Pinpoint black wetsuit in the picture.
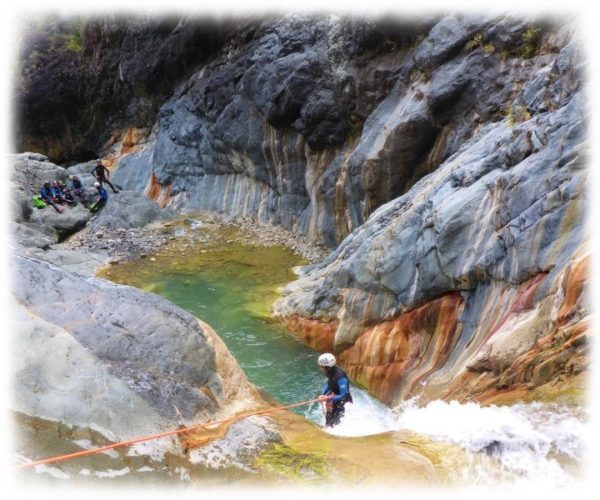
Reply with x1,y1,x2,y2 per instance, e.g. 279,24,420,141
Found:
322,366,353,427
91,163,118,193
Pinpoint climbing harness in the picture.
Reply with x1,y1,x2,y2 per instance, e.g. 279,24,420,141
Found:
15,396,323,470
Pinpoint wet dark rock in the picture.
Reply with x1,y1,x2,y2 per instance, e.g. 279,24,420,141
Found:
15,17,233,162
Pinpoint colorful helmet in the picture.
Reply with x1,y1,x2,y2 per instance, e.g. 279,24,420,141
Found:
318,353,336,367
94,182,100,188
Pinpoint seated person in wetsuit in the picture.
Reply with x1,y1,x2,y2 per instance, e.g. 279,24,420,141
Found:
39,181,64,213
317,353,353,427
89,181,109,212
71,175,84,197
55,180,77,206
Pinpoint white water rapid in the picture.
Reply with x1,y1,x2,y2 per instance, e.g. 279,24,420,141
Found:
303,390,588,486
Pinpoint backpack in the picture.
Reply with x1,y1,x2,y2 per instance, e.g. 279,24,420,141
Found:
32,195,46,209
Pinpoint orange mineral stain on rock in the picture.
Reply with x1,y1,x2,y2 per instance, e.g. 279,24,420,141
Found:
338,292,464,404
444,254,590,404
278,315,338,353
278,252,590,405
145,173,173,208
557,254,588,325
101,127,150,169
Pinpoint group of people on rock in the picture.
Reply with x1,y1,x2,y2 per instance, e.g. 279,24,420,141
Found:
33,159,118,214
36,179,79,213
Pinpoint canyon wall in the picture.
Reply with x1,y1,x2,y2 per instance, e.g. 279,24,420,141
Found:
18,14,579,249
15,14,589,405
273,59,588,404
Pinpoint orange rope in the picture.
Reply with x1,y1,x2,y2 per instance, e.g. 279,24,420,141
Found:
16,396,323,470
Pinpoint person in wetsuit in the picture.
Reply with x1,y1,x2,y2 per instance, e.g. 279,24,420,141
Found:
91,159,119,194
90,181,109,212
39,181,64,213
317,353,353,427
54,180,77,206
71,176,84,197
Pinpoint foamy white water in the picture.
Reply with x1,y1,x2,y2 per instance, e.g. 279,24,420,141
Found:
396,399,587,485
303,387,398,436
303,391,587,485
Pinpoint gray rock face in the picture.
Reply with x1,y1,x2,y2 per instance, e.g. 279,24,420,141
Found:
10,152,68,192
275,85,586,343
86,190,166,232
30,203,91,240
111,15,581,249
11,255,264,436
9,153,167,250
23,247,110,277
10,222,57,250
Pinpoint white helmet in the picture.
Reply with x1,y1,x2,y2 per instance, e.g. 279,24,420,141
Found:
318,353,336,367
94,182,100,188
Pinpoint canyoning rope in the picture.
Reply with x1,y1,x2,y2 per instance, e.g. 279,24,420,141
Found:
16,396,324,470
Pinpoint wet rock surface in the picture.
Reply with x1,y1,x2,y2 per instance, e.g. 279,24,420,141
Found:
11,254,272,469
273,22,588,403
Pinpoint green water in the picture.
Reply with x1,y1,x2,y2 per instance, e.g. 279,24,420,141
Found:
100,224,325,409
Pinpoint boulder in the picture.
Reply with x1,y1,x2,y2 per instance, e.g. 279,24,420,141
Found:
10,153,68,196
30,203,91,241
10,222,57,250
11,254,266,444
86,190,165,231
11,187,33,223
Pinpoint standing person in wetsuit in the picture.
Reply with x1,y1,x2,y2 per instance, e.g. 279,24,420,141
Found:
91,159,119,194
317,353,353,427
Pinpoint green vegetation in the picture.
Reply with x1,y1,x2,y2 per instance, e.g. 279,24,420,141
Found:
521,25,541,59
505,104,532,126
48,22,85,53
254,443,328,481
465,32,484,51
465,33,496,55
483,43,495,54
